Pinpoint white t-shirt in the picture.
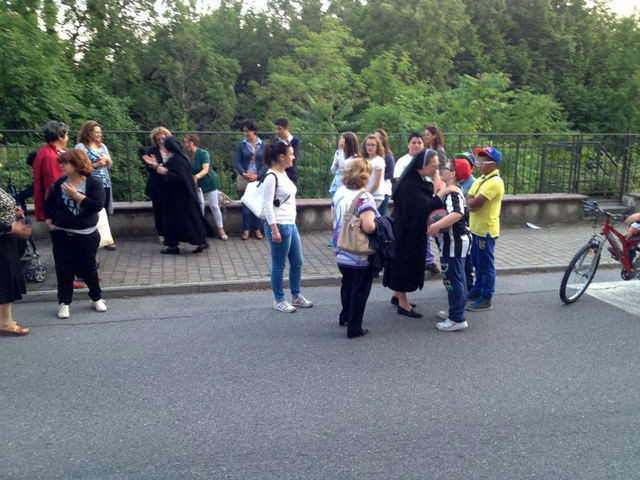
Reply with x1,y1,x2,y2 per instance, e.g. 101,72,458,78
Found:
393,153,413,179
262,170,297,225
365,155,386,201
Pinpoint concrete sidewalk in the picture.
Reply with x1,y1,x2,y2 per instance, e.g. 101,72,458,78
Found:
22,222,617,301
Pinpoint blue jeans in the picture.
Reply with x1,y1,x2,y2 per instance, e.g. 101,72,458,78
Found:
469,233,497,299
239,191,259,231
265,223,303,302
440,256,467,322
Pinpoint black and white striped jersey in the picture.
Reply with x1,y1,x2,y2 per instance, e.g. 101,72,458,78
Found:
435,191,471,258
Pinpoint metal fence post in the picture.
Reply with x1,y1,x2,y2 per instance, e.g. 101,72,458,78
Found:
125,132,132,203
619,133,632,202
513,135,520,195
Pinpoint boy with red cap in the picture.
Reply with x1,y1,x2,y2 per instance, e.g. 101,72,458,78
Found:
427,158,473,331
465,146,504,312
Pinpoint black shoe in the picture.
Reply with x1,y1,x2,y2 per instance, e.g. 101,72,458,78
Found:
339,318,348,326
348,329,369,339
192,243,210,254
397,306,423,318
161,247,180,254
425,263,440,274
467,291,481,301
466,297,492,312
390,296,416,307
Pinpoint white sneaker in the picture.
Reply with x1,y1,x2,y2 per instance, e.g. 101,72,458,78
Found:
274,300,296,313
91,299,107,312
436,319,468,331
436,310,448,320
57,303,70,319
292,295,314,308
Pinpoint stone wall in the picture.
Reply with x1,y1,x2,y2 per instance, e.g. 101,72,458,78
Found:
26,193,589,239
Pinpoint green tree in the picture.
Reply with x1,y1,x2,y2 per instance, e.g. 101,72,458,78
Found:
0,9,82,128
253,17,365,132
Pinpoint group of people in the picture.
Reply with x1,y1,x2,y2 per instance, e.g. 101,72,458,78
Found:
0,119,504,341
327,129,505,337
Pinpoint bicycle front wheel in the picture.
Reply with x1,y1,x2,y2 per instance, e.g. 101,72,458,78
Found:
559,243,601,304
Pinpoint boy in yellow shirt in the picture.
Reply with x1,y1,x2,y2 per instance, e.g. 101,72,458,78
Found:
466,147,504,311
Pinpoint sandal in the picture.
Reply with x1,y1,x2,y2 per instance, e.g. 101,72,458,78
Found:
0,323,30,336
220,234,229,241
241,231,250,240
254,230,263,240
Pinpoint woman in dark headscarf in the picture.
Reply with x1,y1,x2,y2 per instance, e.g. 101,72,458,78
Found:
383,149,443,318
142,136,208,254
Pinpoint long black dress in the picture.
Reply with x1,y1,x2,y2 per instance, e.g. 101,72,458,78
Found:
144,145,167,237
383,150,443,293
0,187,26,304
161,137,206,248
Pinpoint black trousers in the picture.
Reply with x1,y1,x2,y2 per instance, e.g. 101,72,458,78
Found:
51,230,101,305
150,193,167,237
338,264,374,337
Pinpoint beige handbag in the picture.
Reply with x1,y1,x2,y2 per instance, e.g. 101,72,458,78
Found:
337,191,375,255
236,174,249,192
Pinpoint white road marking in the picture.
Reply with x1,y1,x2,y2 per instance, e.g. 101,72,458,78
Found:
586,281,640,316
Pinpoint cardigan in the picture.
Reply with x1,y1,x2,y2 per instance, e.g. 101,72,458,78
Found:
44,175,105,232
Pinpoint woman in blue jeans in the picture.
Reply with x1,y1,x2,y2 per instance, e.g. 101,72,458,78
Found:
262,138,314,313
235,119,265,240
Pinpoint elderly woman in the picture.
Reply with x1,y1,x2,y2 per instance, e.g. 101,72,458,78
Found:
142,137,208,254
235,119,265,240
0,162,32,336
183,134,228,241
144,126,171,243
75,120,116,250
383,149,443,318
33,120,69,222
332,158,378,338
45,150,107,319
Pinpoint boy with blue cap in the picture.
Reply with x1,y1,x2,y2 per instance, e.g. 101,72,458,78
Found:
465,147,504,311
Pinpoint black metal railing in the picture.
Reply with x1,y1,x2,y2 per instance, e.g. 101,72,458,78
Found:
1,130,638,202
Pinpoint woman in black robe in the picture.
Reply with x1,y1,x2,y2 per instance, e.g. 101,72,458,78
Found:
142,136,208,254
383,149,443,318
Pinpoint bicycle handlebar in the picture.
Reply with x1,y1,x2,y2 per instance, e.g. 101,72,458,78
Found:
581,200,627,222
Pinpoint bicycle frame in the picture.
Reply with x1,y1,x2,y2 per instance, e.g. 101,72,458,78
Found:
590,210,640,275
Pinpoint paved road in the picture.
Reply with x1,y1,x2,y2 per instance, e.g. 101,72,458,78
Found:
2,270,639,479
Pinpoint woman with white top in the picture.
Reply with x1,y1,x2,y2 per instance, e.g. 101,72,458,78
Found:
263,139,314,313
362,134,386,208
329,132,360,196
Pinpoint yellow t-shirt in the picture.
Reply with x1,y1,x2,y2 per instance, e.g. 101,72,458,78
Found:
468,170,504,238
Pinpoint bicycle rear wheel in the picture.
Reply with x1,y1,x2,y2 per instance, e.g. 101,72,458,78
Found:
559,243,601,304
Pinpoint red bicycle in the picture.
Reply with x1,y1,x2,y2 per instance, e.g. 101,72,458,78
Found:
560,201,640,304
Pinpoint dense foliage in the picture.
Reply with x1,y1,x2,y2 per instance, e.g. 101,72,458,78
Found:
0,0,638,134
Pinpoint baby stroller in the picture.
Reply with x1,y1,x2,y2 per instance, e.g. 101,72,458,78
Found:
6,177,48,283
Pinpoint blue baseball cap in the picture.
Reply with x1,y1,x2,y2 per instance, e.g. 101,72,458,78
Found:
473,146,502,164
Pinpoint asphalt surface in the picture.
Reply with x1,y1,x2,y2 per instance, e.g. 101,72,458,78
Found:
2,270,639,479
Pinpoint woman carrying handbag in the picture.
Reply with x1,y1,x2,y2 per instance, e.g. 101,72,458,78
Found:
332,158,379,339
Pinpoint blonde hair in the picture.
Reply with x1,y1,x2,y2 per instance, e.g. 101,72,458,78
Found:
342,157,372,189
150,126,171,142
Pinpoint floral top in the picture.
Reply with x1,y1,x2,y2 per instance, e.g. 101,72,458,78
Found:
76,143,112,188
0,187,16,235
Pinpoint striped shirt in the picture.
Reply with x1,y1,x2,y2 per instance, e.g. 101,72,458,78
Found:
435,191,471,258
